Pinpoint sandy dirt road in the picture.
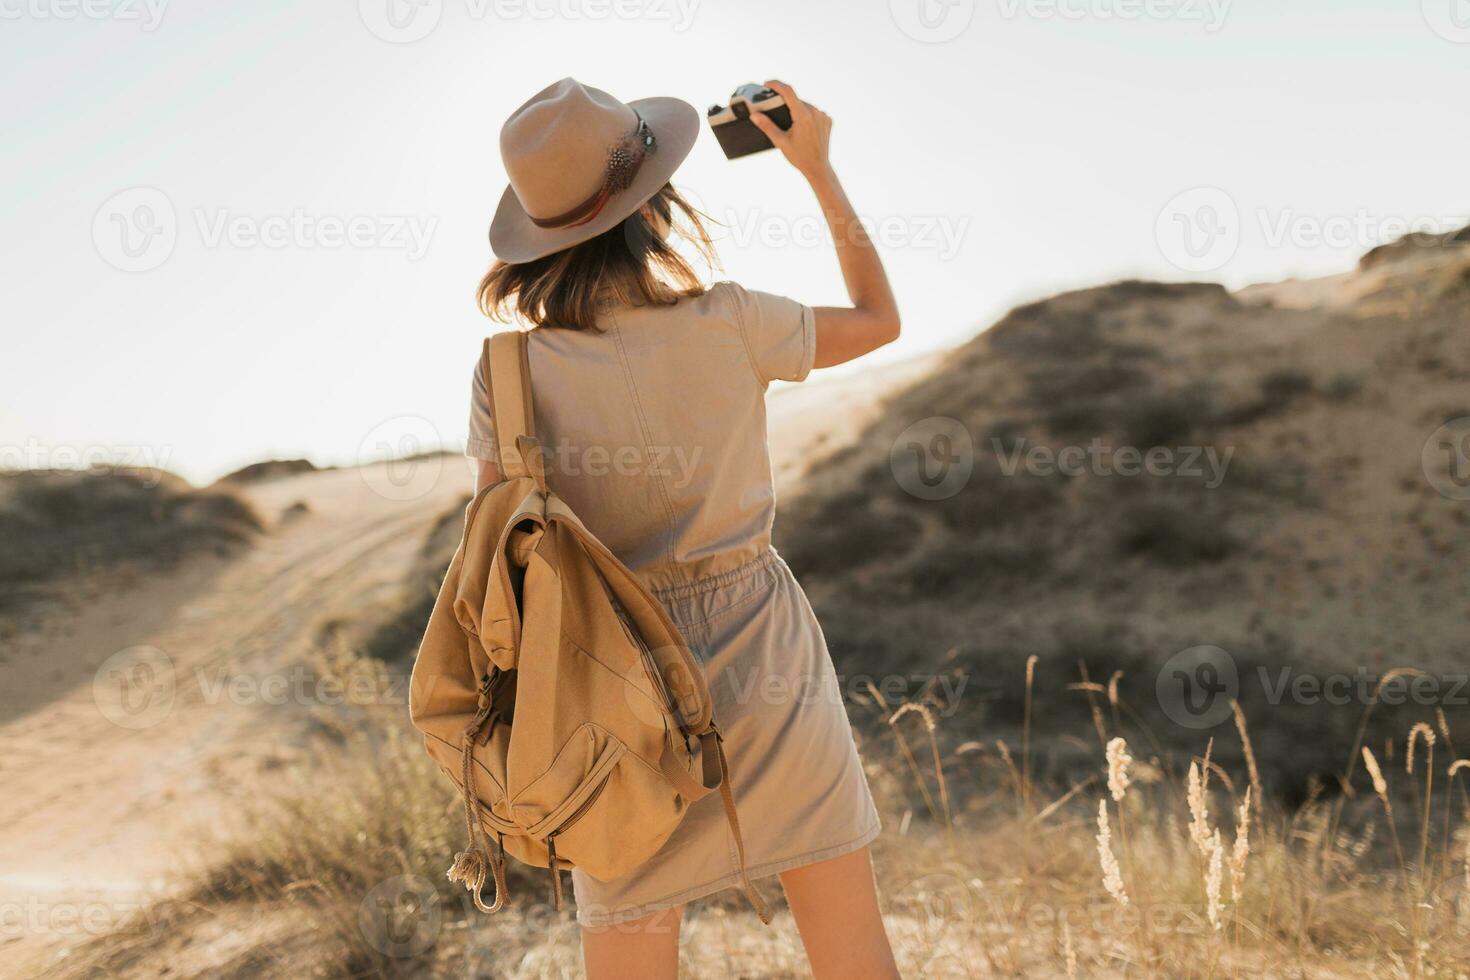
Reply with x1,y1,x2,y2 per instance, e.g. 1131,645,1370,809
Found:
0,459,472,971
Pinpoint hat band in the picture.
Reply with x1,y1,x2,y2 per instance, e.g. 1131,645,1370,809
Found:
528,112,656,230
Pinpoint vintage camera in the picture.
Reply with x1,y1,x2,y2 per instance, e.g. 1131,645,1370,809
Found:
706,84,793,159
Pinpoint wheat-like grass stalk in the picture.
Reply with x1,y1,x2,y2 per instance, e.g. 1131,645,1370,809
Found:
1206,828,1225,932
1364,745,1388,798
1075,662,1110,748
1407,723,1435,776
1408,725,1436,877
886,702,946,829
1097,799,1128,907
1031,775,1099,827
997,738,1024,803
1188,761,1213,858
1022,654,1038,818
1106,737,1133,804
1448,759,1470,884
1231,787,1251,903
1364,746,1411,896
1232,701,1263,826
1403,722,1436,975
1231,786,1251,953
1201,760,1237,796
1343,669,1426,785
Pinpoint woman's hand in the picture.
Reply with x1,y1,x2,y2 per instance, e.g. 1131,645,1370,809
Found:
749,79,832,180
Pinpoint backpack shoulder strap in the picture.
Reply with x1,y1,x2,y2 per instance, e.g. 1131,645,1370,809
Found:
482,331,542,484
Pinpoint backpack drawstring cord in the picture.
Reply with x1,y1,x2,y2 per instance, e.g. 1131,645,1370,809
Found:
448,680,507,913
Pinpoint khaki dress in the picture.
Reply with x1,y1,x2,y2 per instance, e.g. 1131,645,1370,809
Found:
466,281,880,927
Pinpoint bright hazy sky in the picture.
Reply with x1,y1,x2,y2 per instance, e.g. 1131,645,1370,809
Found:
3,0,1467,484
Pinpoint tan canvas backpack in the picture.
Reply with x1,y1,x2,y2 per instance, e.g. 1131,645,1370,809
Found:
409,331,771,922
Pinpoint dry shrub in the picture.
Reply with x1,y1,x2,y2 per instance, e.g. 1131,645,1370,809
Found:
55,651,1470,979
0,468,261,606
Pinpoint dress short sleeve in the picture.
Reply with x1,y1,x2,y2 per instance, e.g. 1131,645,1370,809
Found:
467,359,498,462
722,281,817,386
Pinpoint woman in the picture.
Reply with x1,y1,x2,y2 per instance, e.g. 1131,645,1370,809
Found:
467,77,902,979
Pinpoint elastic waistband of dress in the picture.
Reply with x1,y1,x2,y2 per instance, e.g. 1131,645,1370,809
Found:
650,548,783,603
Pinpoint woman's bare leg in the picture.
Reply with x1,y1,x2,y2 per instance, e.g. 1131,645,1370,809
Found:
581,905,682,980
780,847,899,979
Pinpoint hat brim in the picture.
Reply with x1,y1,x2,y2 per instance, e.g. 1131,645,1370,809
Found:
489,96,700,264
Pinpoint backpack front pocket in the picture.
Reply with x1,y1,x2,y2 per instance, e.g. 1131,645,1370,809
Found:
545,748,687,881
511,724,625,832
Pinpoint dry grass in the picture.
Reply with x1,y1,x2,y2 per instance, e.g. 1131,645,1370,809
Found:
50,649,1470,979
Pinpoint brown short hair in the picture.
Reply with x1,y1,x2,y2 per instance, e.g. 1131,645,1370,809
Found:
477,184,716,332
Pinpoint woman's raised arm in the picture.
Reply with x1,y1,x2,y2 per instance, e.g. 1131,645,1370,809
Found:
750,79,902,370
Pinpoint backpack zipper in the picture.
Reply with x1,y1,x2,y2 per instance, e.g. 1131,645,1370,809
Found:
553,773,610,835
541,774,610,912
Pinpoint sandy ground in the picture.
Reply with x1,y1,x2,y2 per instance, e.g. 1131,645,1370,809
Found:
0,358,925,975
0,460,470,973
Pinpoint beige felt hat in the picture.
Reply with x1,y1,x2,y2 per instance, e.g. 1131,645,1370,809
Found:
489,78,700,264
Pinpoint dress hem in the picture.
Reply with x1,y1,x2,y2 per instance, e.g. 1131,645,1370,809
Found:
574,819,883,928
